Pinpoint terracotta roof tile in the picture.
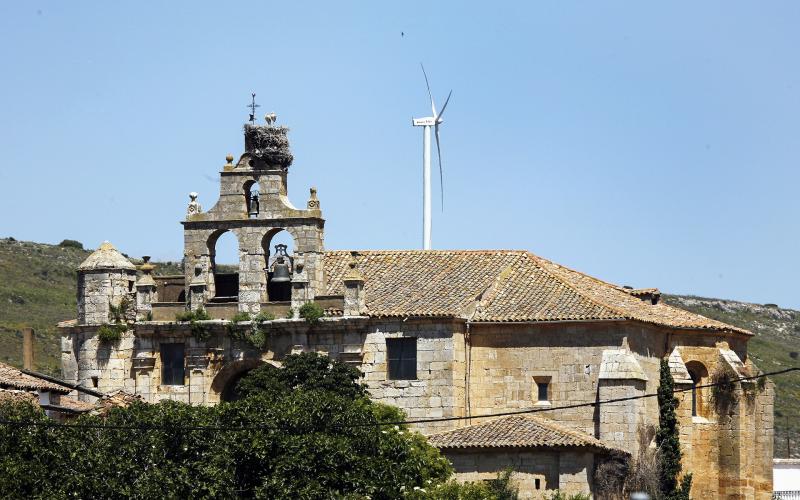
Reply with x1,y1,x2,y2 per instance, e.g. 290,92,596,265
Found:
56,396,96,412
323,250,749,334
0,389,38,405
0,362,70,394
427,414,623,454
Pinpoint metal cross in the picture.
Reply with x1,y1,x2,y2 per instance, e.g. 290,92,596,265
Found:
247,93,260,124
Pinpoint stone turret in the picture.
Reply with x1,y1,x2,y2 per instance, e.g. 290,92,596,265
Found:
182,118,325,315
77,241,137,325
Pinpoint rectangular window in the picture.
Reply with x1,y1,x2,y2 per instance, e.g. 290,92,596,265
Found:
534,376,551,402
161,343,185,386
387,338,417,380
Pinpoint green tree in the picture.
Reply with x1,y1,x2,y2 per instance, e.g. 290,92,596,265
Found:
235,351,368,400
656,358,692,500
0,353,452,499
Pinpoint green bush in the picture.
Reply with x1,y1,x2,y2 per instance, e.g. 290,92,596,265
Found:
254,311,276,322
58,239,83,250
175,307,211,322
299,301,324,323
231,311,251,323
175,308,212,342
97,323,126,343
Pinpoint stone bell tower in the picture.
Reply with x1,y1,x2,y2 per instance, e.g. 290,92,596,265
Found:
181,116,325,315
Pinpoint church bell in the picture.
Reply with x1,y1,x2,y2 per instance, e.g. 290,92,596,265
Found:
270,244,292,283
271,257,292,282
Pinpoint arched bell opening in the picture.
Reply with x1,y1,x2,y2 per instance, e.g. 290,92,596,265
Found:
208,230,240,302
685,360,710,418
262,229,295,302
243,180,261,219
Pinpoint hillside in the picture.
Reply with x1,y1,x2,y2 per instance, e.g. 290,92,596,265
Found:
0,237,796,456
0,237,182,375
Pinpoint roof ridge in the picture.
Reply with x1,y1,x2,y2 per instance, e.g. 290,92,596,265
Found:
325,249,530,255
527,253,750,335
427,413,619,452
520,252,625,320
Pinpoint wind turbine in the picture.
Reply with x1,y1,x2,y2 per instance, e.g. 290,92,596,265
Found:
412,64,452,250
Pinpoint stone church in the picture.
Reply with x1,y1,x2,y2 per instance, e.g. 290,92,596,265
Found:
60,117,773,498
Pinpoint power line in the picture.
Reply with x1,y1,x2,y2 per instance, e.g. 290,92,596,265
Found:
0,367,795,432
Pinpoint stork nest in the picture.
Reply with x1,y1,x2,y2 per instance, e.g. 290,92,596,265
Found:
244,124,294,167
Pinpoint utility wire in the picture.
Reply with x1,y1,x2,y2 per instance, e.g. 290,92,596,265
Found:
0,367,795,432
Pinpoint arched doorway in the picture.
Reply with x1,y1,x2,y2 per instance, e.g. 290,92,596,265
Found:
211,359,266,402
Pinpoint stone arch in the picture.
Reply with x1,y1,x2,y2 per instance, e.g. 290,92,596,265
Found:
243,179,261,218
262,228,300,302
210,358,267,402
207,229,242,301
685,360,709,418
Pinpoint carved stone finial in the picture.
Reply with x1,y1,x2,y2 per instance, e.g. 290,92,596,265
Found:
139,255,156,274
187,192,202,216
307,187,320,209
224,154,235,172
343,251,363,282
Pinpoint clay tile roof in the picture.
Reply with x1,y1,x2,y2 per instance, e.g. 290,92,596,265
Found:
427,414,624,454
0,362,71,394
56,396,97,413
92,390,144,416
78,241,136,271
323,250,749,335
0,388,39,405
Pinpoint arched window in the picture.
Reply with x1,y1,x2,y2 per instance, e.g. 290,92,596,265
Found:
244,181,261,219
208,230,239,302
262,229,295,302
685,361,709,418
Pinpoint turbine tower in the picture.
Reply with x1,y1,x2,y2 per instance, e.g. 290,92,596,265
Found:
412,64,452,250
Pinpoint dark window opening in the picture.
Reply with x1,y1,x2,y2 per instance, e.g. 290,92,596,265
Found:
535,478,541,490
161,343,185,386
128,280,134,292
211,273,239,302
387,338,417,380
535,377,551,402
91,376,98,388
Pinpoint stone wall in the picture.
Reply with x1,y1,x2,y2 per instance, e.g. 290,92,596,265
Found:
444,448,593,499
60,317,772,498
77,270,136,325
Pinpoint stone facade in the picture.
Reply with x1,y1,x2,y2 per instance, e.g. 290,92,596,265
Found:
445,449,593,498
59,117,773,499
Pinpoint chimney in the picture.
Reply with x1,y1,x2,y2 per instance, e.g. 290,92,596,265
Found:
22,327,34,370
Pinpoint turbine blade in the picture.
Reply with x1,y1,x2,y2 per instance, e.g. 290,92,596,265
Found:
436,90,453,121
435,123,444,211
421,63,436,116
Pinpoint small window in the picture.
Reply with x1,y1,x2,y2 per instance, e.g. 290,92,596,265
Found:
161,343,185,386
387,338,417,380
535,478,541,490
534,376,551,402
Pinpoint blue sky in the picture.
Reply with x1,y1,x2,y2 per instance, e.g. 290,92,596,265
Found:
1,2,798,308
